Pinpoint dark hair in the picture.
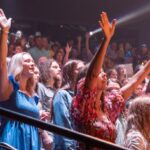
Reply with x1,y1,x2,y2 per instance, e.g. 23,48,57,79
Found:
145,80,150,94
62,59,84,90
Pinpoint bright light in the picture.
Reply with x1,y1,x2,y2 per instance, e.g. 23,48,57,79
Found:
90,3,150,36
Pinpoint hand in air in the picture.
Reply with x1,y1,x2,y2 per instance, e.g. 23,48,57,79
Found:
0,9,11,30
99,12,116,40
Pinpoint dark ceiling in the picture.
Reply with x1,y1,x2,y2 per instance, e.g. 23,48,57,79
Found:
1,0,150,25
0,0,150,44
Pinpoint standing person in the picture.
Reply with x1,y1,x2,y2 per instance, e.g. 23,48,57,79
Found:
0,9,40,150
71,12,117,149
71,12,150,150
53,60,85,150
124,96,150,150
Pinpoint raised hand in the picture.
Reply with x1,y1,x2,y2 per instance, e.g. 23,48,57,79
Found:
77,35,82,42
85,32,90,39
0,9,11,31
65,43,72,54
99,12,116,40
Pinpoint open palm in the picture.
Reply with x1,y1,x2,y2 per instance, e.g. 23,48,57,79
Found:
0,9,11,30
99,12,116,40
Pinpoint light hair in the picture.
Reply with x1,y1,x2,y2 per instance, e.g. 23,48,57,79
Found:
126,96,150,141
8,52,35,95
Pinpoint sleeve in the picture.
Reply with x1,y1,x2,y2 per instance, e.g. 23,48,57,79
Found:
8,75,19,91
124,131,146,150
53,90,75,149
104,91,125,123
71,79,97,125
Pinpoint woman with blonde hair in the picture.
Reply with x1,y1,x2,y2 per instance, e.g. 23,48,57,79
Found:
0,9,40,150
124,96,150,150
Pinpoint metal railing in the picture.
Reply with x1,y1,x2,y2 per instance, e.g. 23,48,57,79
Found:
0,107,127,150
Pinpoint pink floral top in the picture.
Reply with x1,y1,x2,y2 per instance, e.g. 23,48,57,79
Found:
71,78,125,142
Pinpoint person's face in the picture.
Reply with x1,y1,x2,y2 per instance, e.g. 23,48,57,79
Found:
110,70,118,79
118,67,126,76
134,84,143,96
22,54,35,78
106,81,120,95
15,46,23,54
35,37,43,49
33,67,40,83
141,47,148,54
49,61,61,80
21,38,27,46
42,37,49,48
56,52,64,62
8,44,15,56
97,70,107,90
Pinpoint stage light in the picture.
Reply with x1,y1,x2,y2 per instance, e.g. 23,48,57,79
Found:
90,3,150,36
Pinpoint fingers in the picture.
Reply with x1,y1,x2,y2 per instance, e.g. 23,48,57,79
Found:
99,21,104,29
0,9,5,16
111,19,117,33
100,12,109,25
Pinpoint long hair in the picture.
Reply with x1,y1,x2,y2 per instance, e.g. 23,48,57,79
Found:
126,96,150,141
8,52,35,95
145,80,150,94
62,59,84,90
38,58,61,89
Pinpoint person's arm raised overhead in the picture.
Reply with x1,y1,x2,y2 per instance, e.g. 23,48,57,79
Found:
85,12,116,90
121,60,150,100
63,43,72,65
0,9,13,100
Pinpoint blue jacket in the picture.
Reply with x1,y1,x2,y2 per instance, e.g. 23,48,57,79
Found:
53,89,76,150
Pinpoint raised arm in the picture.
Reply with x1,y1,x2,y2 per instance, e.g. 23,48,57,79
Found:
63,43,72,65
121,60,150,100
85,32,93,55
0,9,12,100
76,35,82,57
85,12,116,89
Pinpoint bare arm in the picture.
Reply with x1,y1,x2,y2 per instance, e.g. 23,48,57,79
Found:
76,36,82,57
85,12,116,89
63,43,72,65
85,32,93,55
121,60,150,100
0,9,13,100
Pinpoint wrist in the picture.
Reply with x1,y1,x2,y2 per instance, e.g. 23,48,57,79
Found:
2,29,9,34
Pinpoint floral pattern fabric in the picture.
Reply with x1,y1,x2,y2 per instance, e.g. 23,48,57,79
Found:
71,78,125,143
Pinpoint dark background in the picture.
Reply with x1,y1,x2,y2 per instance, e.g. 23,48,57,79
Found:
0,0,150,46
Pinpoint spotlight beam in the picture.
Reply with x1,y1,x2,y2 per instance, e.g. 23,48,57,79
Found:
89,3,150,36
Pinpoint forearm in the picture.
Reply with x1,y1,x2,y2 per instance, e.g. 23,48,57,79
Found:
85,37,90,52
63,52,70,65
0,29,9,65
77,40,81,56
40,130,53,150
0,29,9,96
87,37,110,78
121,60,150,100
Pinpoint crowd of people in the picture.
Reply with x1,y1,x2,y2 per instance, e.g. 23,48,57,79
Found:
0,9,150,150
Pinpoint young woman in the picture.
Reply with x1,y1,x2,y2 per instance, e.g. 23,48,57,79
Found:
0,9,40,150
124,96,150,150
71,12,150,149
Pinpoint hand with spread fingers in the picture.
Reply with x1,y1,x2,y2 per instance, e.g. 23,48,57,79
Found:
99,12,116,40
0,9,11,31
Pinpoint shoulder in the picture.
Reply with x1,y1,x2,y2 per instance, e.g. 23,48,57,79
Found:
55,89,71,98
124,130,146,150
